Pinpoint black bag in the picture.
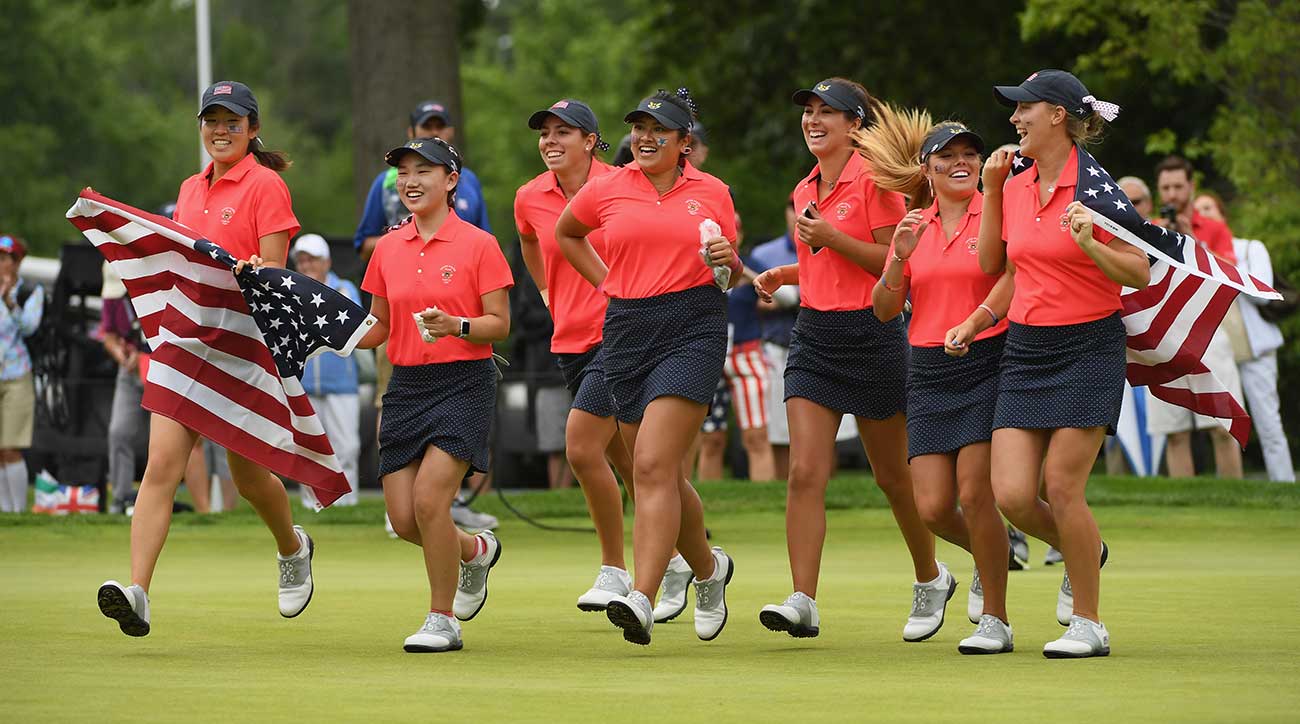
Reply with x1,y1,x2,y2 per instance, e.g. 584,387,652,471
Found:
1259,271,1299,323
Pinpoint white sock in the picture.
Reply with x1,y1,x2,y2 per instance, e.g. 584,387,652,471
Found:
0,463,11,513
4,461,27,512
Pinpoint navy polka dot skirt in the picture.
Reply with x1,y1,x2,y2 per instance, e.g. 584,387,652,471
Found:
379,360,496,477
906,334,1004,460
556,344,616,419
993,312,1126,434
784,308,908,419
602,285,727,424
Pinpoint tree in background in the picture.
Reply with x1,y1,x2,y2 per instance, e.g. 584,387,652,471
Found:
1022,0,1300,465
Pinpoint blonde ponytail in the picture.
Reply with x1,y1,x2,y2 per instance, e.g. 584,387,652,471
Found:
852,103,933,210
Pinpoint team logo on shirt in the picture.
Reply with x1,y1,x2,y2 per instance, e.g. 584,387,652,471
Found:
835,202,851,220
440,265,456,284
220,206,236,225
966,237,979,254
685,199,701,215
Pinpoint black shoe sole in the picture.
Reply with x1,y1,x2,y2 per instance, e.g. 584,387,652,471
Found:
759,609,819,638
280,533,315,619
403,642,464,653
457,536,503,622
1043,647,1109,659
98,584,149,637
696,555,734,642
606,601,651,645
903,576,957,643
577,602,609,613
959,643,1014,655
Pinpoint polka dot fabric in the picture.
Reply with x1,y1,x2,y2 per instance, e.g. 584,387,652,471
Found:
784,308,908,419
556,345,616,419
701,378,731,433
379,360,496,477
602,285,727,424
993,312,1126,434
907,335,1004,460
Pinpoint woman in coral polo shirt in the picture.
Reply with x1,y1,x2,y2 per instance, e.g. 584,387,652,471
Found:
514,98,637,613
364,137,514,653
861,109,1016,655
97,81,327,638
556,88,738,647
753,78,941,643
980,69,1149,658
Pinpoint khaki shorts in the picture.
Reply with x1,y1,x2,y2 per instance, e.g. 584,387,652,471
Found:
0,373,35,449
1145,328,1245,435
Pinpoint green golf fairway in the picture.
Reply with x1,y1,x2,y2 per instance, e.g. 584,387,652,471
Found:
2,478,1298,723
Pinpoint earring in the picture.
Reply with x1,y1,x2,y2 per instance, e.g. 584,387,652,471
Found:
682,146,693,156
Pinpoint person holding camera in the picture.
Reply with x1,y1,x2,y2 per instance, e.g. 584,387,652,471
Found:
1144,156,1244,479
1194,192,1295,483
0,234,43,513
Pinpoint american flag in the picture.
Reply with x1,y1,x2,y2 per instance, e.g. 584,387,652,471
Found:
66,190,376,507
1011,148,1280,447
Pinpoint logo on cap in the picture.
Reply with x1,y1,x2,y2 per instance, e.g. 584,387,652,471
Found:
220,207,236,225
410,142,423,148
552,101,570,109
1026,72,1039,82
440,265,456,284
685,199,701,215
214,84,232,95
836,202,852,220
647,101,662,109
816,83,831,91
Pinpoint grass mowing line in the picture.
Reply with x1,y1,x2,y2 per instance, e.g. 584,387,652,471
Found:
2,474,1297,530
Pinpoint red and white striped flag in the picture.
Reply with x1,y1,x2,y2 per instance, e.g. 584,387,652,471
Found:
66,190,371,507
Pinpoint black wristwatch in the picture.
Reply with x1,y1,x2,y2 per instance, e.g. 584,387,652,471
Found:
458,317,471,339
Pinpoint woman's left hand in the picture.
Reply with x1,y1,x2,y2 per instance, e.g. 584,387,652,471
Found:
419,308,459,339
943,321,978,357
233,255,265,275
704,236,734,268
795,205,838,251
1065,202,1096,252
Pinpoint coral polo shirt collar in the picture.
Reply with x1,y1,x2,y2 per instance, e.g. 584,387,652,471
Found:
202,152,259,187
799,149,867,189
920,191,984,251
393,210,472,245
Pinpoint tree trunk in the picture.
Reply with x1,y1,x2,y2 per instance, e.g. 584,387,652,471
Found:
347,0,462,218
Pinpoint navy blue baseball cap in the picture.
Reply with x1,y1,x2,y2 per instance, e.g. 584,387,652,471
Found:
198,81,258,117
624,95,692,131
920,123,985,162
994,69,1118,120
792,79,867,121
384,137,462,173
529,99,600,134
410,100,453,128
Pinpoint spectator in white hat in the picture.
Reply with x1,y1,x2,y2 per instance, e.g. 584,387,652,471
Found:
292,234,363,506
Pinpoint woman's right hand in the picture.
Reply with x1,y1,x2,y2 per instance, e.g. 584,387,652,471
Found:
753,268,783,303
982,148,1014,190
890,209,928,261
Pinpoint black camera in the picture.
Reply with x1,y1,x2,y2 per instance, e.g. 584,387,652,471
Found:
1159,203,1178,226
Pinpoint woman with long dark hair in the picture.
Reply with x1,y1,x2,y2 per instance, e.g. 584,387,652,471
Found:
555,88,738,646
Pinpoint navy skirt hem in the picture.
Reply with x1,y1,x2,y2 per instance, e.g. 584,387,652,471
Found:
556,344,616,419
602,285,727,424
992,313,1125,434
784,308,907,419
906,335,1004,460
378,360,496,477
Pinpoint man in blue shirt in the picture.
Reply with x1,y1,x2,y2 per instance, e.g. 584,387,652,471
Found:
353,100,491,263
747,200,800,479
